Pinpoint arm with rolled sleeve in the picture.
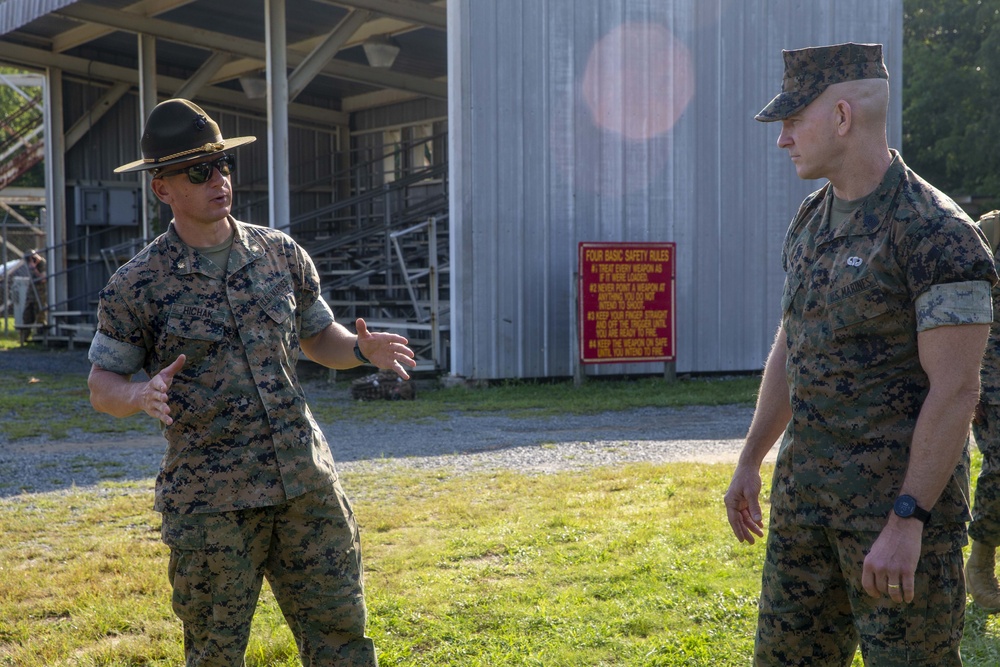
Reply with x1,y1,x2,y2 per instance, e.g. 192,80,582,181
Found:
289,242,417,378
87,278,186,425
863,280,993,603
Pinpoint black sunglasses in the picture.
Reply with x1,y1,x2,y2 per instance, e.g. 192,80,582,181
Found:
156,154,235,184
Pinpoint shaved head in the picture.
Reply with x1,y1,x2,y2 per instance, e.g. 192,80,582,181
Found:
821,78,889,133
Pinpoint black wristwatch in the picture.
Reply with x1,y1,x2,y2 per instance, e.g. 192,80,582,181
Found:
893,494,931,524
353,340,370,364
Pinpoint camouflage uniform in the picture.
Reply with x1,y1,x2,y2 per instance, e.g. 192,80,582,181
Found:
972,252,1000,549
757,152,997,665
89,218,376,666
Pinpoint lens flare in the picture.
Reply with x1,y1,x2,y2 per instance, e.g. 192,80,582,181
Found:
582,22,695,140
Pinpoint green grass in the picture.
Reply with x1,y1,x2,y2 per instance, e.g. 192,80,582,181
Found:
310,374,761,423
0,370,157,440
0,317,21,350
0,345,757,441
2,460,998,666
1,348,995,664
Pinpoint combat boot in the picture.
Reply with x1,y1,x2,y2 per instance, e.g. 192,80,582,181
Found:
967,540,1000,612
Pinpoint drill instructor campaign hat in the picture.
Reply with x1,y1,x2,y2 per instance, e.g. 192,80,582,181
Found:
114,98,256,174
755,42,888,122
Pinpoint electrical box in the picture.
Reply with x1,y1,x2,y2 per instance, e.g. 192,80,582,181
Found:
73,185,140,227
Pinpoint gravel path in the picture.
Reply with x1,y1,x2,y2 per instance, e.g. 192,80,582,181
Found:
0,346,762,498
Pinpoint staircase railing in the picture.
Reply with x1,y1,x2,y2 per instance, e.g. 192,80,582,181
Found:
0,94,45,190
274,133,450,371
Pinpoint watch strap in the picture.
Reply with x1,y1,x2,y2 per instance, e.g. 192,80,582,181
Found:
354,340,370,364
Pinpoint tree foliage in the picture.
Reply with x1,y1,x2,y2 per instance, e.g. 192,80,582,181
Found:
903,0,1000,209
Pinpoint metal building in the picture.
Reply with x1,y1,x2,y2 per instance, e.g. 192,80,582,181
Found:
450,0,903,379
0,0,903,379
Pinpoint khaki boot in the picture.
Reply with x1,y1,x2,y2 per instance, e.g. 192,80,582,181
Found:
967,540,1000,612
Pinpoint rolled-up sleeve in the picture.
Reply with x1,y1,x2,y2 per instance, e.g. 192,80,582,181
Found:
88,279,149,374
88,331,146,375
915,280,993,332
300,295,335,339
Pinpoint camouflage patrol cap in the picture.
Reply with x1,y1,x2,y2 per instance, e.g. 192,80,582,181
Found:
755,42,888,122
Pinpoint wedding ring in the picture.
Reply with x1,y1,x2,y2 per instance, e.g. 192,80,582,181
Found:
887,583,900,589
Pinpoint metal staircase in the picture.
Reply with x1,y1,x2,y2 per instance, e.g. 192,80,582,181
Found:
287,144,450,372
0,94,45,191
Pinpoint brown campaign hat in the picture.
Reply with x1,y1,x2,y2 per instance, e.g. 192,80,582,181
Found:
115,98,256,173
755,42,888,122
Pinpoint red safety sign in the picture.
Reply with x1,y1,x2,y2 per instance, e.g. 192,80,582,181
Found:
578,242,676,363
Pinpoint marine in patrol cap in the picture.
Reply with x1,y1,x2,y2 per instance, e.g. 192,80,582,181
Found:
755,42,888,122
115,98,256,173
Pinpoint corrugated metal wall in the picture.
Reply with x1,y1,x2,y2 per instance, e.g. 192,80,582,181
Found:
449,0,903,379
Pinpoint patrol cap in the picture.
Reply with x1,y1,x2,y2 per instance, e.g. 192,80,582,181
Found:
115,98,256,173
755,42,888,122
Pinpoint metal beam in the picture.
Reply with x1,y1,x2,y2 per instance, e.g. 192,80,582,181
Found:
0,187,46,206
52,0,196,53
316,0,446,29
0,42,349,127
208,16,412,84
0,202,36,228
289,9,371,101
64,81,131,151
342,85,424,112
54,2,447,99
55,3,265,60
317,58,447,98
174,51,232,101
0,73,46,89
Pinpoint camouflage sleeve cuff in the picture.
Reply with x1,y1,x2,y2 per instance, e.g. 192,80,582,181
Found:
87,331,146,375
300,296,335,339
915,280,993,332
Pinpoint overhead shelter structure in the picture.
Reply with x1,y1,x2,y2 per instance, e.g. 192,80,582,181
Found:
0,0,903,380
0,0,450,365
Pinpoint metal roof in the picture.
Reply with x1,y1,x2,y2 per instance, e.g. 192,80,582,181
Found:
0,0,447,119
0,0,79,35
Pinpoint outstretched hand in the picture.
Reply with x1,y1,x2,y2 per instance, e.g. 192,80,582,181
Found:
141,354,185,425
356,318,417,379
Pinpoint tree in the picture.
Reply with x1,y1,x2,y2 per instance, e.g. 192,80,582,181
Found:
903,0,1000,211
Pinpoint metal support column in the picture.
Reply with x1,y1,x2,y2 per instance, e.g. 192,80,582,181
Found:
429,216,441,368
266,0,290,231
42,69,64,324
138,35,158,239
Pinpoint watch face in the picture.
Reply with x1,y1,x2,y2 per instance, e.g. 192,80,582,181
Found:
895,495,916,517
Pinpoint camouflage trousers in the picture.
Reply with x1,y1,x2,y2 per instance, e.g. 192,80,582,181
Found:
971,403,1000,547
755,516,966,666
161,481,377,667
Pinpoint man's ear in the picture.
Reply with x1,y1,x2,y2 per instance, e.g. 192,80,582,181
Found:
834,99,852,136
150,176,171,204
